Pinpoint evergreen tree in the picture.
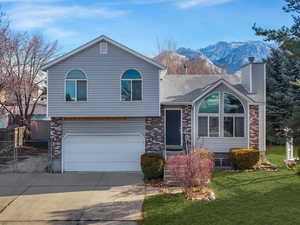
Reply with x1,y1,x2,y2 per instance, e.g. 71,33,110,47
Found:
266,49,300,144
253,0,300,58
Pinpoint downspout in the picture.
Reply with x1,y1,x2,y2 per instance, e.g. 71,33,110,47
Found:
193,103,196,150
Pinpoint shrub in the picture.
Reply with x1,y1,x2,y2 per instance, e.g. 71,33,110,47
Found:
230,148,260,170
166,148,214,199
141,153,164,180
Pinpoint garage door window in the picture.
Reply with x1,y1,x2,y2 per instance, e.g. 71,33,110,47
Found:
65,70,87,101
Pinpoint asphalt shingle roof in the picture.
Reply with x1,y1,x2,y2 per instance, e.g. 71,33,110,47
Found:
160,74,249,104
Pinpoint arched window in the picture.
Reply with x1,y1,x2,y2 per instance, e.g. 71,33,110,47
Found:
224,93,244,113
199,93,220,113
65,70,87,101
223,93,245,137
198,92,245,138
121,69,142,101
198,93,220,137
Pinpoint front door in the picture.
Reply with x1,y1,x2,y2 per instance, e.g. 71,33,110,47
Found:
166,109,181,146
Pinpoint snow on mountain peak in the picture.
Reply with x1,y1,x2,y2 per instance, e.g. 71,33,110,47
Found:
176,41,273,74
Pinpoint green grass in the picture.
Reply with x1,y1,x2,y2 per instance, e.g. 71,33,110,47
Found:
143,146,300,225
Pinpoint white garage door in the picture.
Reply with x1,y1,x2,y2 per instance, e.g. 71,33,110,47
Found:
63,134,144,172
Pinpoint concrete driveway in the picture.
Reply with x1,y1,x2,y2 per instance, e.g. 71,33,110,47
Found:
0,172,145,225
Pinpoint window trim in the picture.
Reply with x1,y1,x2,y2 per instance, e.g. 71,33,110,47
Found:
197,92,246,138
198,114,220,137
64,69,88,102
120,69,143,102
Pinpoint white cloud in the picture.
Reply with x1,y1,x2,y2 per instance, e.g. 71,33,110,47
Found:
45,27,76,39
176,0,233,9
8,4,127,29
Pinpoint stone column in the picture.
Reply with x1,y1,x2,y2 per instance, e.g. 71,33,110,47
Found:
145,107,165,155
182,105,192,151
249,105,259,149
50,117,63,172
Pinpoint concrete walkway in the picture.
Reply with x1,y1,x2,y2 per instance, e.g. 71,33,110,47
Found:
0,172,145,225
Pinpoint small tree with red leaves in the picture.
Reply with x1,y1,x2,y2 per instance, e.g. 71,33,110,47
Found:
166,148,214,199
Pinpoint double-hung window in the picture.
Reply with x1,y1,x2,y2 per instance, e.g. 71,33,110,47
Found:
65,70,87,101
121,69,142,101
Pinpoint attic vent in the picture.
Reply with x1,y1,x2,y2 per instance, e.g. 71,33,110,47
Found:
99,42,108,54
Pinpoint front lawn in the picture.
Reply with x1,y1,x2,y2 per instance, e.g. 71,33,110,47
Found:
143,146,300,225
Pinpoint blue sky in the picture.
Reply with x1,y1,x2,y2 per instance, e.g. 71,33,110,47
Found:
1,0,292,55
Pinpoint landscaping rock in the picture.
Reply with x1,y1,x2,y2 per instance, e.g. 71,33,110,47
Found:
207,191,216,201
258,161,279,171
190,191,216,201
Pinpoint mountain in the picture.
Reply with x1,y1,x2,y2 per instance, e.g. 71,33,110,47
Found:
177,41,273,74
154,51,225,75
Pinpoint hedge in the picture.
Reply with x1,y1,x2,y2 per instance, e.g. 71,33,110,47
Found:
230,149,260,170
141,153,164,180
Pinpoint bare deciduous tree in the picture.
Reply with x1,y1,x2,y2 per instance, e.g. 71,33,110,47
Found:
0,12,58,136
155,37,182,74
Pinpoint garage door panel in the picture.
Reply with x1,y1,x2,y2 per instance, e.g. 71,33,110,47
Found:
63,134,144,172
64,152,140,162
64,162,140,172
64,145,142,157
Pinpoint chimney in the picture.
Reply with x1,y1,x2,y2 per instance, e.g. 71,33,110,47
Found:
248,56,255,63
241,59,266,102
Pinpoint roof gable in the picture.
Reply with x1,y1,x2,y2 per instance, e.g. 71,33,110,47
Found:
192,79,254,103
42,35,165,71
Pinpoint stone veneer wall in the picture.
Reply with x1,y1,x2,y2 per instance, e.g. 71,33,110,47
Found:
145,108,165,154
145,105,193,155
50,117,63,172
182,105,192,150
249,105,259,149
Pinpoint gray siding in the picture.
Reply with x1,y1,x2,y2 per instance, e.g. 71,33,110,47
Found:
196,138,248,152
63,118,145,137
194,84,248,152
252,63,266,103
47,41,160,117
241,64,251,93
250,63,266,152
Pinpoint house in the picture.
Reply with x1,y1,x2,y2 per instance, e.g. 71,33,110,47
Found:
42,35,266,172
